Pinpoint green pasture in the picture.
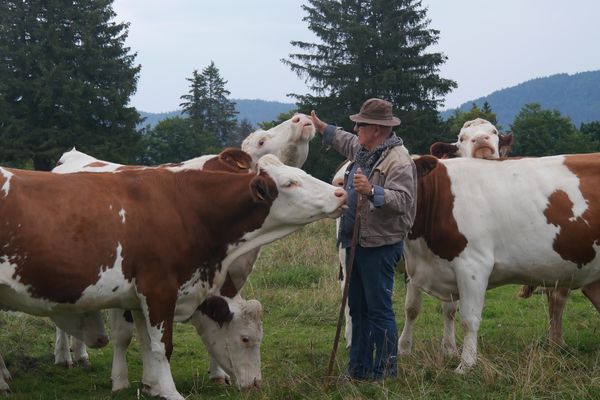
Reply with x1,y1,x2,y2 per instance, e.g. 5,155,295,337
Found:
2,220,600,399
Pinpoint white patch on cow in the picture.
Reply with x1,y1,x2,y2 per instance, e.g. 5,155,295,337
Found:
76,242,135,309
119,208,126,224
0,256,47,312
109,204,113,210
174,266,226,322
0,168,14,197
164,155,212,172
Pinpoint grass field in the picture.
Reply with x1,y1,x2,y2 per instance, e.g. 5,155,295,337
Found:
3,219,600,399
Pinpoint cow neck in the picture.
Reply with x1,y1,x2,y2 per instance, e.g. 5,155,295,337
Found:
174,169,276,247
408,161,468,261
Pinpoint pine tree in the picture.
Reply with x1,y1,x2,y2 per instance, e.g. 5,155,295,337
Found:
230,118,254,147
282,0,456,173
180,61,238,148
0,0,141,170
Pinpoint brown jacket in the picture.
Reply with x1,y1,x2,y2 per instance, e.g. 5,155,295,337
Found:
329,128,417,247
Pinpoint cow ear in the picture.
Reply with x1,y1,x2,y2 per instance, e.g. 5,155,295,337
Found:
198,296,234,327
242,299,263,321
430,142,459,159
498,133,513,157
220,148,252,171
250,175,276,203
414,155,439,178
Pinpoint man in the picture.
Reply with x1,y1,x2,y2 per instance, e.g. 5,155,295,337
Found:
311,98,417,380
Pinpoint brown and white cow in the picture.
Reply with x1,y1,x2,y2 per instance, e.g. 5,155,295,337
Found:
421,119,592,350
108,295,264,391
0,155,346,398
399,118,512,356
51,113,315,383
404,153,600,373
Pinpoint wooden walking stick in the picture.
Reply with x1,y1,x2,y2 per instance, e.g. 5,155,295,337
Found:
324,193,364,387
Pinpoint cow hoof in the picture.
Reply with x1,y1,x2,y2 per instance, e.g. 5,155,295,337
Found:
454,362,474,374
210,377,231,385
111,380,130,392
54,360,73,369
441,344,459,357
75,358,91,368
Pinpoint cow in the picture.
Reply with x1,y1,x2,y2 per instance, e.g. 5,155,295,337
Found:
399,118,513,356
51,116,316,386
404,153,600,373
241,113,315,168
429,118,513,159
108,295,264,392
0,154,346,398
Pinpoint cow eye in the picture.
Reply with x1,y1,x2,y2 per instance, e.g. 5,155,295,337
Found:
282,180,298,188
459,136,464,142
258,138,266,147
241,336,250,343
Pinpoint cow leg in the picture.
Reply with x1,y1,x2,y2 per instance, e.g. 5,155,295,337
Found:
133,292,182,400
455,271,487,373
581,281,600,313
111,309,134,392
208,357,231,385
0,353,11,394
546,287,569,347
54,327,73,367
441,300,459,356
71,337,90,367
398,280,422,355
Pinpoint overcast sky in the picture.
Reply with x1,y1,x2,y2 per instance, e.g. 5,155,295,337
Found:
112,0,600,113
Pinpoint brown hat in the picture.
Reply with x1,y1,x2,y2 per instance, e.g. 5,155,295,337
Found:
349,98,401,127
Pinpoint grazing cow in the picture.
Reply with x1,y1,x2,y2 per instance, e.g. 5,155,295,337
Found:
109,295,264,391
429,118,513,159
0,155,346,398
404,153,600,373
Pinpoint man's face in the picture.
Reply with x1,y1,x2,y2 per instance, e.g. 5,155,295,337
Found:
354,123,379,150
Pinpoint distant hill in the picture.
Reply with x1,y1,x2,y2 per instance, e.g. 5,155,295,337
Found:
138,99,296,129
441,70,600,128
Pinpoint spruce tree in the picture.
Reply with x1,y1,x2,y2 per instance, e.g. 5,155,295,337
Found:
0,0,141,170
283,0,456,171
180,61,238,148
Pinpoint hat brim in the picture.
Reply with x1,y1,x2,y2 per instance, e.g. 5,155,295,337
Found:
350,114,401,127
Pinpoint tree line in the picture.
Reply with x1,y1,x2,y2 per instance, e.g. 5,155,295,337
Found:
1,0,599,180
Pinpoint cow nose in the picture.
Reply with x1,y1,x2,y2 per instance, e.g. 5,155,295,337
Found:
95,335,109,348
334,188,347,200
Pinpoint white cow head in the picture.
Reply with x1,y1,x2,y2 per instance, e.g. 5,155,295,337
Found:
241,113,315,168
191,295,263,389
430,118,513,159
222,154,346,270
257,154,346,224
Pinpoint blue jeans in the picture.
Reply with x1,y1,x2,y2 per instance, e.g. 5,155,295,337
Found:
346,242,403,380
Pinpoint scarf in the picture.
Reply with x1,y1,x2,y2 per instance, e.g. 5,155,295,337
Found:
355,133,404,172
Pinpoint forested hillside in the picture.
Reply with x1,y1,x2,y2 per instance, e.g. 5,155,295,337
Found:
443,70,600,128
139,99,296,128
